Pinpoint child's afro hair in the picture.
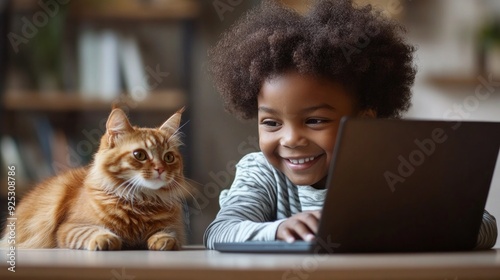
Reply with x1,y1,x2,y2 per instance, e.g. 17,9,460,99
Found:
209,0,417,119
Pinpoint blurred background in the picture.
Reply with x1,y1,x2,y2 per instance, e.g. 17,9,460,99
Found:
0,0,499,247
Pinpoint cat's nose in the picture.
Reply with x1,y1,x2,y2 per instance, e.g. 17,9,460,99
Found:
155,168,165,175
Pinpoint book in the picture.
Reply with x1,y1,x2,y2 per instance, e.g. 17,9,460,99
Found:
98,29,121,101
119,35,149,101
78,26,100,98
79,28,143,101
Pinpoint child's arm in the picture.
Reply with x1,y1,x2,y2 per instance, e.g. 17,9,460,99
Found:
475,210,497,249
203,153,297,249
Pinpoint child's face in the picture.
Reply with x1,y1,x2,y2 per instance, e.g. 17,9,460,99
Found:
257,72,372,188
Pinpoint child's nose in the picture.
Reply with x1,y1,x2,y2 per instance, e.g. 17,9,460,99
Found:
280,127,307,148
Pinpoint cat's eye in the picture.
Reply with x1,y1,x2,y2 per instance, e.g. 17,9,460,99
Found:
164,152,175,163
133,150,148,161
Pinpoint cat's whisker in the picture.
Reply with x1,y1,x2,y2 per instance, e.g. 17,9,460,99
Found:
123,179,135,200
106,178,130,207
107,177,136,209
125,185,136,209
172,180,190,200
175,176,200,196
168,122,187,140
166,120,189,148
117,178,133,195
179,178,204,214
112,176,133,191
170,182,185,201
113,177,138,205
126,176,143,206
170,178,200,212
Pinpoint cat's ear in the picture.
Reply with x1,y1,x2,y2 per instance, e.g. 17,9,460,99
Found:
106,109,134,146
159,107,185,132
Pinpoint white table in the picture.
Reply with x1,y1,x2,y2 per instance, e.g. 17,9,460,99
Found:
1,246,499,279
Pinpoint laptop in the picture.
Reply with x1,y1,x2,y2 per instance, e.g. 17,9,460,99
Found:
214,118,500,253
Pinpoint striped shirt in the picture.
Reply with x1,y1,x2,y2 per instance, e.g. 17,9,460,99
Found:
203,152,498,249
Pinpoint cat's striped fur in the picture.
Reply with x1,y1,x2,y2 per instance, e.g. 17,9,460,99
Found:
1,107,190,250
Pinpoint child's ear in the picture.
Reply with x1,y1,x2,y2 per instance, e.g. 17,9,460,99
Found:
358,109,377,118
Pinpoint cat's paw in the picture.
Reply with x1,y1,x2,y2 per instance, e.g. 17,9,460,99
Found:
147,233,180,251
87,233,122,251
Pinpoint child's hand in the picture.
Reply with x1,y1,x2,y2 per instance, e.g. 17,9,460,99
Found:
276,210,321,243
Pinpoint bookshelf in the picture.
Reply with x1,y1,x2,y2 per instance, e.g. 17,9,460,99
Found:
0,0,198,200
424,74,485,89
3,90,186,111
69,0,200,21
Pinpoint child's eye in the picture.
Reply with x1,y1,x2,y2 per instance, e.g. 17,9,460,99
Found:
261,120,281,127
306,118,328,125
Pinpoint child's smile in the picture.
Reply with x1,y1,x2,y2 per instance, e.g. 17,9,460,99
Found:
257,72,372,188
282,154,324,173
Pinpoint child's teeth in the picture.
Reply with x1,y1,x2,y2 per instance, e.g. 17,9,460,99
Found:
290,157,315,164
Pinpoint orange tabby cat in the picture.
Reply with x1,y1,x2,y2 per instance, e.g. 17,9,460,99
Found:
1,107,190,250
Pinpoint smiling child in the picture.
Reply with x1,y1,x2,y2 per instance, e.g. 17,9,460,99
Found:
203,0,497,249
